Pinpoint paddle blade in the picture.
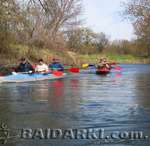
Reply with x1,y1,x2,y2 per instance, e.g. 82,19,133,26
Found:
52,71,63,76
115,73,122,78
114,66,122,71
68,68,80,73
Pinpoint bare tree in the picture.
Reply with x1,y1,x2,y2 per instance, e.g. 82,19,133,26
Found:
124,0,150,56
28,0,82,40
0,0,21,52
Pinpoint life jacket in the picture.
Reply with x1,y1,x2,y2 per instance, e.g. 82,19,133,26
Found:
49,62,64,71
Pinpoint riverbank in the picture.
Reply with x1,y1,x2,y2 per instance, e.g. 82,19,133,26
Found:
0,44,74,65
79,53,150,64
0,44,150,66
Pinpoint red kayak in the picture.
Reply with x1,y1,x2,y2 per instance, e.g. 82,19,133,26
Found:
96,68,110,75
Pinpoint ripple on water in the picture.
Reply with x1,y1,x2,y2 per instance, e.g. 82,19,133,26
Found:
0,64,150,146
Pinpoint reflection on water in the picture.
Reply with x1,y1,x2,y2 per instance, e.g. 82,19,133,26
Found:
0,64,150,146
135,74,150,106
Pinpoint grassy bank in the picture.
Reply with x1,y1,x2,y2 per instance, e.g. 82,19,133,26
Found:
0,44,150,67
79,53,150,64
0,44,74,65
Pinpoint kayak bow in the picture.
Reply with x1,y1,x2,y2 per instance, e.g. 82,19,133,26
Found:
96,68,110,75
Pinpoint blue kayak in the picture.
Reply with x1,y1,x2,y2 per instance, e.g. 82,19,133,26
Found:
0,73,66,83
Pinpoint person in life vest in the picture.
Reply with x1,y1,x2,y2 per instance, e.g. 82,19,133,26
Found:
35,59,49,73
16,58,34,73
98,58,110,69
49,58,64,71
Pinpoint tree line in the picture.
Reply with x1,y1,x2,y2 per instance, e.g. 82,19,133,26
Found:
0,0,150,60
0,0,82,52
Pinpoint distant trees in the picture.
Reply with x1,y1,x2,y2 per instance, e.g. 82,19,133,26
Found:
67,27,109,54
94,32,109,53
124,0,150,56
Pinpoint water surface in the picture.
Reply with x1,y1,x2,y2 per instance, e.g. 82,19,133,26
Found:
0,64,150,146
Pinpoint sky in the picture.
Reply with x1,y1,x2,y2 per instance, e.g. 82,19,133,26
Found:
82,0,135,40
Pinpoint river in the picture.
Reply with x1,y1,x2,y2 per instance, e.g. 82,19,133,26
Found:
0,64,150,146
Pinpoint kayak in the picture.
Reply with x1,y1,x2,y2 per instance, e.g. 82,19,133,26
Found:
96,68,110,75
0,73,66,83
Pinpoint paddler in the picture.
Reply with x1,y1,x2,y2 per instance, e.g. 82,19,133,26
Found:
98,58,110,69
16,58,34,73
49,58,64,71
35,59,49,73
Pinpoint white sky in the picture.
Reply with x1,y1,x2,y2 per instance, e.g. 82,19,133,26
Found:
82,0,135,40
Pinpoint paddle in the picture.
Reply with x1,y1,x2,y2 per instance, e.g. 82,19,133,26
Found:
68,67,80,73
67,66,95,73
52,70,64,76
113,66,122,71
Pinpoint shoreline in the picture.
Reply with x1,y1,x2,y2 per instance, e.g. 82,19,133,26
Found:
79,54,150,65
0,45,149,66
0,54,150,66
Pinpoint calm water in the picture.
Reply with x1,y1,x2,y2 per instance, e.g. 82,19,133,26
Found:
0,64,150,146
